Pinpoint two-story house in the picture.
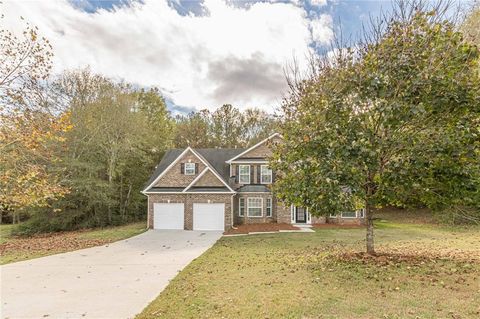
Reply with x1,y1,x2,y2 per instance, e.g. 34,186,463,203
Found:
142,133,364,231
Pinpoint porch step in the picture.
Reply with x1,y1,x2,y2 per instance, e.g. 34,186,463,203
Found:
293,224,313,228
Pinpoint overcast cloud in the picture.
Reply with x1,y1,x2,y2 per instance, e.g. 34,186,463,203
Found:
2,0,334,112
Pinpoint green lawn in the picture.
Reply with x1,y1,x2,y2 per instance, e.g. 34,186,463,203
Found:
0,222,147,265
137,221,480,319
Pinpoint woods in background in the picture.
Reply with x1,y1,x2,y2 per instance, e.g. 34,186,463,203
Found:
0,20,276,232
174,104,277,148
0,24,277,231
2,2,478,234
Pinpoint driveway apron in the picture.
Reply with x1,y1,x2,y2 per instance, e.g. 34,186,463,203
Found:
1,230,222,319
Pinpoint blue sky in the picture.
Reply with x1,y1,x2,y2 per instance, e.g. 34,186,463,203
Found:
3,1,406,113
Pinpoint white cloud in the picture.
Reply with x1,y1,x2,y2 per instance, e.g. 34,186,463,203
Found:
310,0,328,7
310,14,334,46
2,0,333,112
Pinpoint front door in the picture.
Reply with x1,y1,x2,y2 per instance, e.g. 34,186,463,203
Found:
295,207,306,223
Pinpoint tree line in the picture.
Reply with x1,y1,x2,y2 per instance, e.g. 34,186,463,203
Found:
0,22,276,233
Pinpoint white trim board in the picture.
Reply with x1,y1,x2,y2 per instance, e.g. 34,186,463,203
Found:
226,133,282,163
183,167,209,192
189,148,235,192
142,146,235,193
229,160,268,164
142,147,192,193
144,191,235,194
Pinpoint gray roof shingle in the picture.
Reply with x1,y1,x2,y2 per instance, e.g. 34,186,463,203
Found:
144,148,245,192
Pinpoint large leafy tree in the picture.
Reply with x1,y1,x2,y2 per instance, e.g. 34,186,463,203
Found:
0,18,70,222
462,3,479,46
271,2,480,254
18,70,175,232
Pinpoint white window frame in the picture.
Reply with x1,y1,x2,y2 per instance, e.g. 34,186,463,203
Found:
358,209,365,218
184,163,196,175
260,165,272,184
239,198,245,217
247,197,263,217
341,211,358,218
239,165,250,184
266,197,272,217
329,213,337,218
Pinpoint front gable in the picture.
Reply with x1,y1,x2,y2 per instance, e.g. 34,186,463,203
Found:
238,135,282,159
226,133,282,163
152,149,206,188
189,169,225,188
144,147,236,193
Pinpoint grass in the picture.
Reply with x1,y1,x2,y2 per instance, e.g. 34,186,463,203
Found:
0,222,147,265
137,219,480,319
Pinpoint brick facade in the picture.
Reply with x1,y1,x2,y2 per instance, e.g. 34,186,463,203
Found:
233,193,275,225
326,216,364,225
237,135,282,159
193,170,225,187
154,150,206,188
148,193,233,230
146,134,366,229
276,200,292,224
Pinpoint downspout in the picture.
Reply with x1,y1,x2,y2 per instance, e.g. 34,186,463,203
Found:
147,195,150,229
230,194,237,230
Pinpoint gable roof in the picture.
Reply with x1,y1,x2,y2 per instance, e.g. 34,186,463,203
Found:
225,133,282,163
143,147,245,193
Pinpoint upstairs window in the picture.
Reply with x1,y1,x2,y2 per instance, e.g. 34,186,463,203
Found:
239,165,250,184
260,165,272,184
184,163,196,175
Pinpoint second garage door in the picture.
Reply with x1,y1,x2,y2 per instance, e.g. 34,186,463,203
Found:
193,203,225,231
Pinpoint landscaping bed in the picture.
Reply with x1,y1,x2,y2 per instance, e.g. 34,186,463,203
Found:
0,222,147,264
224,223,300,235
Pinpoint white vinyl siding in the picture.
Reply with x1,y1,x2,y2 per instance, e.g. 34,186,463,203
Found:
239,198,245,217
184,163,195,175
260,165,272,184
266,198,272,217
239,165,250,184
247,197,263,217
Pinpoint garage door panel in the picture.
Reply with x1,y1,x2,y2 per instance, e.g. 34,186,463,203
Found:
154,203,184,230
193,203,225,231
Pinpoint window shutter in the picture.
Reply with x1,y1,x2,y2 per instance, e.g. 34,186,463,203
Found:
235,165,239,183
257,165,261,184
272,170,276,183
250,165,254,184
180,163,185,174
195,163,199,174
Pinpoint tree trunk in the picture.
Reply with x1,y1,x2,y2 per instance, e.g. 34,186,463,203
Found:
365,201,375,255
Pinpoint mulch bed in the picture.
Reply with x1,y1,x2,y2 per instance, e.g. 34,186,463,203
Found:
312,224,364,229
0,231,109,256
224,223,300,235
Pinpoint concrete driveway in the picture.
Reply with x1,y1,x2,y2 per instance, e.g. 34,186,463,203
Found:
1,230,222,319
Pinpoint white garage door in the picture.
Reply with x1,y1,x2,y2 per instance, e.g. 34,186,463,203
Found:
193,203,225,231
153,203,184,230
